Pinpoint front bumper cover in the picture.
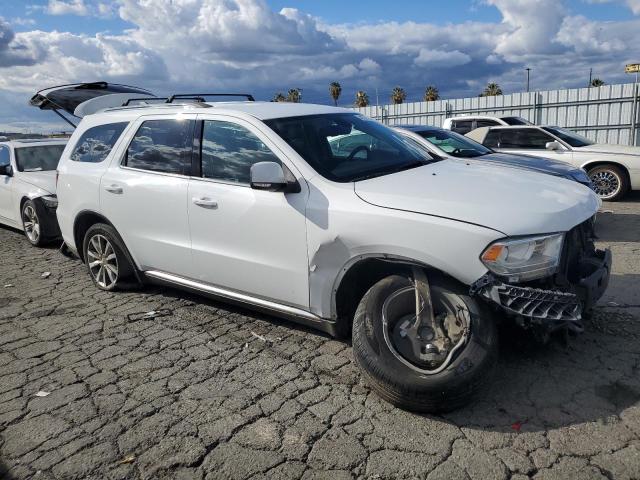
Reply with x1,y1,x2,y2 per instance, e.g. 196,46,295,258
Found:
471,248,612,325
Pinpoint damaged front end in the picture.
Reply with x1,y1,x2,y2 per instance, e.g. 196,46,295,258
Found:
471,217,611,335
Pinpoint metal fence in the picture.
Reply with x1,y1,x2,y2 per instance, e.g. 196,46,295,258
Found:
354,82,640,146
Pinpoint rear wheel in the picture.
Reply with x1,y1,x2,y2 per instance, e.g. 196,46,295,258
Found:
21,200,45,247
352,274,498,412
83,223,133,291
588,164,629,201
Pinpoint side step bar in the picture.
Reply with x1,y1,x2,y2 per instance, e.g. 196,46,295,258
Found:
144,270,339,336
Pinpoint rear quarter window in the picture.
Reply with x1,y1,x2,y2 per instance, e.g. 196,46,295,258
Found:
70,122,128,163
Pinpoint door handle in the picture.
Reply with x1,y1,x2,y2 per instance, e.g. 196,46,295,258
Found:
193,197,218,209
104,184,123,194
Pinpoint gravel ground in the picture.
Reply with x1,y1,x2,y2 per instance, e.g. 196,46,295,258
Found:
0,194,639,480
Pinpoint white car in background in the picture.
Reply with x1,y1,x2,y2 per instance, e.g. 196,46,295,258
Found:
0,139,67,246
442,115,532,135
466,125,640,201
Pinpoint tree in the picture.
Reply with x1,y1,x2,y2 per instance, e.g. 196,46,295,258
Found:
272,92,286,102
286,88,302,103
354,90,370,107
391,86,407,104
423,85,439,102
480,82,503,97
329,82,342,106
590,78,605,87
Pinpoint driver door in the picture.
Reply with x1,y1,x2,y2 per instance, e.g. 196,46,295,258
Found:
489,128,574,164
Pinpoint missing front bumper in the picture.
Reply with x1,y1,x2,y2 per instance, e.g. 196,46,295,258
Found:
470,248,612,325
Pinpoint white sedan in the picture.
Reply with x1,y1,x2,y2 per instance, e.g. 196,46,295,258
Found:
0,139,67,246
466,125,640,201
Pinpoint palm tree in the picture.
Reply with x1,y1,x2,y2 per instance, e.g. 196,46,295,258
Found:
354,90,370,107
272,92,286,102
391,86,407,105
329,82,342,106
286,88,302,103
480,82,503,97
423,85,439,102
590,78,605,87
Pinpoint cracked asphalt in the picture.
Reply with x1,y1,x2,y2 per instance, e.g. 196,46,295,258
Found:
1,194,639,480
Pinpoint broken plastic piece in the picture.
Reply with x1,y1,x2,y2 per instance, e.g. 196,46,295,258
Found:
34,391,50,397
41,272,51,278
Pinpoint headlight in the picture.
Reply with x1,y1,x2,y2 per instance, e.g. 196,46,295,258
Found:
481,233,564,282
40,195,58,208
570,169,590,184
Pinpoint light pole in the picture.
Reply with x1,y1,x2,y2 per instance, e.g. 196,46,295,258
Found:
526,68,531,92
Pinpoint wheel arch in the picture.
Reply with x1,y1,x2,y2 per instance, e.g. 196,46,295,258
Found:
72,210,117,262
581,160,631,182
331,254,461,335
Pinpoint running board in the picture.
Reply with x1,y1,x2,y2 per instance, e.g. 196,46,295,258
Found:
144,270,338,336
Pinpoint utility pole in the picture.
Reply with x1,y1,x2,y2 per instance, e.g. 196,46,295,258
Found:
525,68,531,92
588,68,593,87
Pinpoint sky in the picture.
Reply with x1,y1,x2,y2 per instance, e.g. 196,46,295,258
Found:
1,0,639,132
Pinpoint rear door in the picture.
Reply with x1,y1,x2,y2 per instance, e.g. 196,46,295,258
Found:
0,146,16,224
100,114,196,276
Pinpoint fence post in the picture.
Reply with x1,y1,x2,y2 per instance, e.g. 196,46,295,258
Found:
631,79,639,146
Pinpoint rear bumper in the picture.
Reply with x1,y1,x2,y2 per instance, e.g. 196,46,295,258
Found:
471,247,611,325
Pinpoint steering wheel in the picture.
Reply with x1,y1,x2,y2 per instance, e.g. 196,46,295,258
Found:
347,145,371,161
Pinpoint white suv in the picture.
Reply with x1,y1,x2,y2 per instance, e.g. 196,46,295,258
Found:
54,94,610,412
442,115,532,135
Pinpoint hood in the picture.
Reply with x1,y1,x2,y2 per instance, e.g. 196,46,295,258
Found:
574,143,640,157
19,170,56,195
476,152,579,177
354,159,599,236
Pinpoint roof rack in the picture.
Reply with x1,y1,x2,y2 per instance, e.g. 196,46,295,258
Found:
166,93,255,103
122,97,169,106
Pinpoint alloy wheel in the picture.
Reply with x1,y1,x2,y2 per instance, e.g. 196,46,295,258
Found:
22,205,40,243
591,170,621,199
86,234,119,289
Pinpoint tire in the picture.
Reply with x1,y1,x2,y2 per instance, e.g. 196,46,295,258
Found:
82,223,134,291
21,199,47,247
352,274,498,413
588,164,629,202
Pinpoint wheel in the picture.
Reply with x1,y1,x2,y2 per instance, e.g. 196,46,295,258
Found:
82,223,133,291
352,274,498,413
588,164,629,201
21,200,46,247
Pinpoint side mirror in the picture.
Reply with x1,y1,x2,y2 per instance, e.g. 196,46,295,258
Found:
250,162,288,192
545,141,562,151
0,164,13,177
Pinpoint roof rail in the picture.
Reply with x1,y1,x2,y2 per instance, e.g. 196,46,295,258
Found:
122,97,169,106
166,93,255,103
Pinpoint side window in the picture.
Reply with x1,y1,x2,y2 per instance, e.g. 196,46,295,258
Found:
70,123,128,163
125,119,194,175
201,120,280,184
484,130,500,148
451,120,473,134
499,128,553,149
475,120,500,128
0,146,9,168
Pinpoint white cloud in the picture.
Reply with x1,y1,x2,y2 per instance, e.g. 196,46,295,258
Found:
46,0,89,16
414,49,472,68
2,0,640,131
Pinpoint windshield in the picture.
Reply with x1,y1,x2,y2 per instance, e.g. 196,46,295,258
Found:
542,126,594,147
414,129,492,158
500,116,532,126
265,113,436,182
14,145,66,172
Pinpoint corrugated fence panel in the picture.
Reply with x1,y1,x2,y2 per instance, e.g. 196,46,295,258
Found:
354,82,639,145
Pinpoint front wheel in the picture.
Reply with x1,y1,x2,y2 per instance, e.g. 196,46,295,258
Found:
588,164,629,201
21,200,46,247
352,274,498,412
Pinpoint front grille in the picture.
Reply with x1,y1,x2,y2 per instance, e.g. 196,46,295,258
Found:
490,284,581,322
